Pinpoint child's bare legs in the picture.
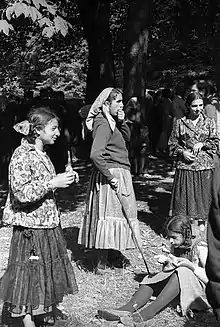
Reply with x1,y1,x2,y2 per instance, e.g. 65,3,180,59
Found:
136,272,180,321
117,285,153,313
23,314,35,327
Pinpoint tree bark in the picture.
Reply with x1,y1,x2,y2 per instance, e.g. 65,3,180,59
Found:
123,0,152,125
76,0,115,103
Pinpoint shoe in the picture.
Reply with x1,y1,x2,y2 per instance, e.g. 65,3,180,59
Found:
97,309,131,321
54,307,69,320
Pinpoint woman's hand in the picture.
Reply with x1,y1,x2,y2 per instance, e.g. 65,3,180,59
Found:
117,109,125,123
182,150,196,162
50,173,76,189
193,142,204,155
174,258,195,271
109,177,120,193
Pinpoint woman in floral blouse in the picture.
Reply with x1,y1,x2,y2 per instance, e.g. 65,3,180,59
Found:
168,91,219,232
0,107,79,327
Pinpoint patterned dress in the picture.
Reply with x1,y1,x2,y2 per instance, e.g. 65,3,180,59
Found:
0,139,78,318
168,114,219,221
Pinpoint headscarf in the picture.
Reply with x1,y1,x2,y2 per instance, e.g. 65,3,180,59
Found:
86,87,116,132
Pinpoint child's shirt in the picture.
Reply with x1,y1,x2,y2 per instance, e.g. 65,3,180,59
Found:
3,138,59,229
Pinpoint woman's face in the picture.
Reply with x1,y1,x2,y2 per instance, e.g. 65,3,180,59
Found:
108,93,123,117
167,231,184,248
189,99,204,118
190,83,199,93
38,118,60,145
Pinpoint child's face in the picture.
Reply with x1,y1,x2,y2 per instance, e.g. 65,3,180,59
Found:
38,118,60,145
167,231,184,248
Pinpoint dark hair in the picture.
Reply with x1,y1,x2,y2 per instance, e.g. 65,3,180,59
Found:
26,106,59,143
106,88,122,103
162,88,172,99
185,91,203,109
166,216,192,249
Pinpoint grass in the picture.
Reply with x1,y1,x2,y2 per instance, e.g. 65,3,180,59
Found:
0,156,219,327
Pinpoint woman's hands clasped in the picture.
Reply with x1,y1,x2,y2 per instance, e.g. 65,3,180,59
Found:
182,150,196,162
183,142,204,162
193,142,204,156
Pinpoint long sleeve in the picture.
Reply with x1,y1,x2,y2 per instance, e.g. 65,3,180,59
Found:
168,119,184,158
193,245,208,284
117,121,131,143
203,118,219,153
90,121,114,181
10,152,52,204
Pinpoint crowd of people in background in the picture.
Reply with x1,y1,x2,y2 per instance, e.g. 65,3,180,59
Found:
1,77,220,326
0,87,83,182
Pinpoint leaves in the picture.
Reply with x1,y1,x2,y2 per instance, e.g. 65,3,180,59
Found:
1,0,71,38
0,20,14,36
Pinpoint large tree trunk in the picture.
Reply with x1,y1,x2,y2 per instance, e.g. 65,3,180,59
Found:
123,0,152,125
76,0,115,103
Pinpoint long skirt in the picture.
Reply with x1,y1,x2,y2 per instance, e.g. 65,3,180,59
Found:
0,225,78,317
169,169,213,221
78,167,141,250
141,267,210,315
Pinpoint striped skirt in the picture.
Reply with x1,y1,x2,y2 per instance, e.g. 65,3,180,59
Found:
0,225,78,317
169,169,213,221
78,167,141,250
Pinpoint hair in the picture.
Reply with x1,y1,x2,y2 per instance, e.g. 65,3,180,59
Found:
185,91,203,110
166,216,192,250
106,88,122,103
162,88,172,99
26,106,59,143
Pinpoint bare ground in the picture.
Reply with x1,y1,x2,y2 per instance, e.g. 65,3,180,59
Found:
0,155,219,327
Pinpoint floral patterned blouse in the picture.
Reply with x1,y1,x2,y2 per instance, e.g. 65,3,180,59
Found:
3,139,59,228
168,114,219,170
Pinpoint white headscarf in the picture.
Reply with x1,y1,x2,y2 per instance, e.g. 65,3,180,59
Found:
86,87,116,132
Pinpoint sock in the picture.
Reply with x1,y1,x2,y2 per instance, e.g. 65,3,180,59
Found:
138,272,180,321
117,285,153,313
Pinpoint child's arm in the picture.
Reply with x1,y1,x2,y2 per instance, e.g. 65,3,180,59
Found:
174,256,208,285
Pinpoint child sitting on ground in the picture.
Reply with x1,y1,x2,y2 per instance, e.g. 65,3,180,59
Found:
98,215,209,326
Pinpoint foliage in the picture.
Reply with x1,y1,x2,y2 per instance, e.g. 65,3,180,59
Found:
1,0,220,100
0,0,87,98
0,0,71,37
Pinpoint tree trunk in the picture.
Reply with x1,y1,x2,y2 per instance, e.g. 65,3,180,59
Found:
123,0,152,125
76,0,115,103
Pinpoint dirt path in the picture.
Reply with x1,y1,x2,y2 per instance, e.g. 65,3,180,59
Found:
0,156,218,327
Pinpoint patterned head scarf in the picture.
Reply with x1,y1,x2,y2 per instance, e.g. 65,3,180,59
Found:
86,87,116,132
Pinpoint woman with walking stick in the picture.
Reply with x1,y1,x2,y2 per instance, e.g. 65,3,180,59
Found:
78,88,142,274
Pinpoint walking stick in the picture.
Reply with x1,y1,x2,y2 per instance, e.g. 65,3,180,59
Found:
116,192,151,275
